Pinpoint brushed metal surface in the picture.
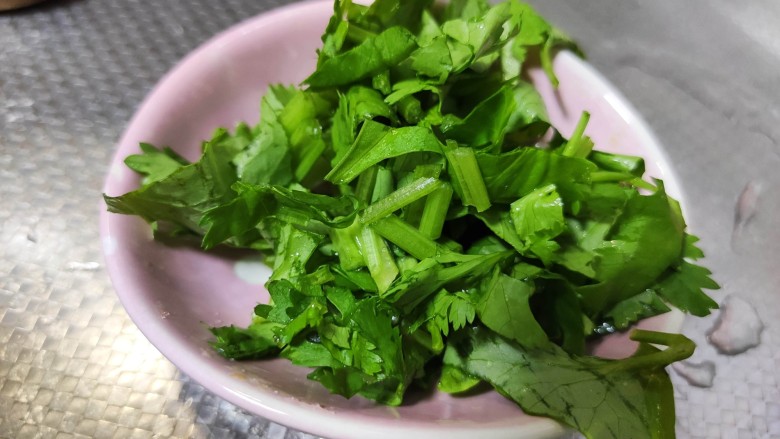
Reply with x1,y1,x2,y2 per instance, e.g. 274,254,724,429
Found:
1,1,778,438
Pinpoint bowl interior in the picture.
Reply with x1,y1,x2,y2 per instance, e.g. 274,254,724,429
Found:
101,2,683,438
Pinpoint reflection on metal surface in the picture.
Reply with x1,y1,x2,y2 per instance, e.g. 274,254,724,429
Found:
672,360,716,388
65,262,102,272
707,295,764,355
731,180,761,251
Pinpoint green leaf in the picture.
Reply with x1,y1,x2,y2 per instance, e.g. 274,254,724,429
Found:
651,261,720,317
326,121,443,184
349,298,404,376
233,86,295,186
474,208,525,253
606,289,672,330
359,0,433,34
502,80,550,145
269,225,324,282
409,36,456,79
540,28,582,88
383,252,510,312
682,233,705,260
347,85,397,124
199,182,357,249
445,328,694,439
530,276,586,355
510,183,565,251
282,341,341,368
210,321,282,360
278,300,328,345
305,26,418,89
505,1,550,69
266,279,314,324
512,2,550,47
124,142,189,186
276,90,333,182
425,289,477,338
441,2,516,67
508,2,583,86
307,365,372,399
442,0,489,22
438,364,481,394
467,235,509,255
309,296,428,406
578,184,686,315
105,128,242,232
476,270,547,347
441,85,516,148
384,78,441,105
476,147,596,205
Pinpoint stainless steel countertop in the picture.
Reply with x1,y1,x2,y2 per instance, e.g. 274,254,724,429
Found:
1,1,778,438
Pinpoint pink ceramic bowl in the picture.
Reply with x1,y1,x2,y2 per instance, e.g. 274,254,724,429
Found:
101,1,685,438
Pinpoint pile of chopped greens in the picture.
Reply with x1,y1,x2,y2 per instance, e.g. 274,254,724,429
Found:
104,0,720,437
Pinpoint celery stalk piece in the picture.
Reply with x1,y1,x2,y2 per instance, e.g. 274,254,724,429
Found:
356,225,399,293
418,183,453,239
444,146,492,212
372,215,441,260
361,177,443,225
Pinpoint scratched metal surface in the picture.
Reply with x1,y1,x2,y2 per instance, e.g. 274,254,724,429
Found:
1,0,778,438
